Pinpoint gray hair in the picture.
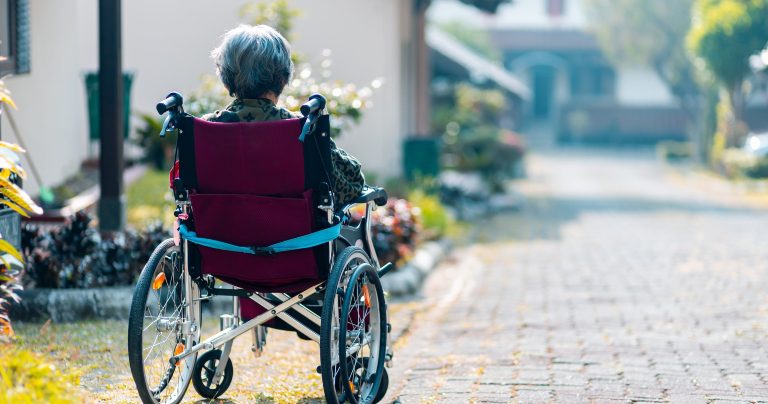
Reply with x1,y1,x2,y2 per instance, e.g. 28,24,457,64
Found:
211,25,293,99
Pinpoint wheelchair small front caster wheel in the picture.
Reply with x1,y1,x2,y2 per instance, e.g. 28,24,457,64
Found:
376,365,389,403
355,357,388,403
192,349,234,399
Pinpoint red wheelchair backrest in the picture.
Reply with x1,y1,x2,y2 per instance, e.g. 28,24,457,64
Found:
174,114,334,293
185,118,305,195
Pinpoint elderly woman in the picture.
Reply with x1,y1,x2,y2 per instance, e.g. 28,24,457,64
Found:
203,24,365,206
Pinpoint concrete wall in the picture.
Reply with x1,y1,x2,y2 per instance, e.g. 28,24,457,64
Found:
3,0,412,195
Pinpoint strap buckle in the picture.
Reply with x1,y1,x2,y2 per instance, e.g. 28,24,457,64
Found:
250,246,277,256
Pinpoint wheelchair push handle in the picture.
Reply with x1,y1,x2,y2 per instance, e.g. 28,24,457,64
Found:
300,94,326,117
156,92,184,115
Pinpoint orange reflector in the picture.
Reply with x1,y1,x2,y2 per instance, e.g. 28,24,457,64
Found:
348,381,356,393
362,285,371,308
152,273,166,290
173,343,185,367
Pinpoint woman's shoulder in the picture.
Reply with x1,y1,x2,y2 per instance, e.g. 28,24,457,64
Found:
201,98,302,122
201,110,241,122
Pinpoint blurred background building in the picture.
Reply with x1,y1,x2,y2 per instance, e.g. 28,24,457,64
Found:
430,0,688,144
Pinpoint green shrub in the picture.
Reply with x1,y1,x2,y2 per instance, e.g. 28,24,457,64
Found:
407,189,457,239
746,156,768,178
657,141,694,162
720,148,758,178
0,347,81,403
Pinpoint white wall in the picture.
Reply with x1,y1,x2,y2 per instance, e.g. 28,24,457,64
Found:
2,0,93,195
616,68,676,107
290,0,407,179
3,0,410,195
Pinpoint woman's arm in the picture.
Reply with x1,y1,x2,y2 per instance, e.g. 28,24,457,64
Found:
329,139,366,206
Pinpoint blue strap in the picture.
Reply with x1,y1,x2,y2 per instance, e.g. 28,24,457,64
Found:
178,223,340,255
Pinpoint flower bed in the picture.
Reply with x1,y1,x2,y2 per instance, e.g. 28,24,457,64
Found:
22,213,168,289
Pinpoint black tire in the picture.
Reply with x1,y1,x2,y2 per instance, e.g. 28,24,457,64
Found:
338,263,387,404
128,239,198,404
376,365,389,403
320,247,373,404
349,357,389,403
191,349,234,399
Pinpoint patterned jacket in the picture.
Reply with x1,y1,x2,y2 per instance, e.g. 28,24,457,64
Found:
202,98,365,205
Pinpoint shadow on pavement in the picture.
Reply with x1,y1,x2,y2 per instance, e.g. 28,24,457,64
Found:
470,193,763,243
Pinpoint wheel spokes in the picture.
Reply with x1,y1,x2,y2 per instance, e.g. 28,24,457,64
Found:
141,248,190,402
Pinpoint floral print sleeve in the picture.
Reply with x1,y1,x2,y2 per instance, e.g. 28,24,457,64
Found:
329,138,365,206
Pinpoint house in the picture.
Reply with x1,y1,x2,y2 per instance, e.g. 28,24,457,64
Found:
428,25,530,130
0,0,432,198
428,0,689,143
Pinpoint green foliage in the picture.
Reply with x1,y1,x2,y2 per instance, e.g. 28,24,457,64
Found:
135,114,176,170
240,0,300,41
436,83,524,191
127,169,175,229
746,156,768,178
710,98,731,163
433,83,506,143
436,21,501,62
656,141,694,161
0,79,43,337
688,0,768,89
0,346,81,403
583,0,700,120
719,147,758,177
407,189,457,239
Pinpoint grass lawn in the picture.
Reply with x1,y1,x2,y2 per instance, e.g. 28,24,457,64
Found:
126,169,175,229
13,317,326,403
10,300,419,403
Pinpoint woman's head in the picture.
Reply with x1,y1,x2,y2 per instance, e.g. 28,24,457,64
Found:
211,24,293,100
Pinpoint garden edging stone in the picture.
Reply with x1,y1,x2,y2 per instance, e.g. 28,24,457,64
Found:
380,239,450,297
11,239,450,322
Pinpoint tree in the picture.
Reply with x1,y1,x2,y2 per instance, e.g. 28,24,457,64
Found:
688,0,768,145
583,0,701,125
436,21,501,62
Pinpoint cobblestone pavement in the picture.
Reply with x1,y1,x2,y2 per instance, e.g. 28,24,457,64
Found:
386,148,768,403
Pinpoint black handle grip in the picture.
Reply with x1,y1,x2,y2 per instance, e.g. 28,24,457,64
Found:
300,94,326,117
156,92,184,115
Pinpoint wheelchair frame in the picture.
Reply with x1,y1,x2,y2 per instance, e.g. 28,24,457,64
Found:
169,198,390,370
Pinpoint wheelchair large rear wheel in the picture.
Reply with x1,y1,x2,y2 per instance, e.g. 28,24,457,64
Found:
320,247,388,404
338,262,387,403
128,239,201,404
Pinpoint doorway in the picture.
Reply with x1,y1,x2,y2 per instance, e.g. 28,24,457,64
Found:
532,65,556,120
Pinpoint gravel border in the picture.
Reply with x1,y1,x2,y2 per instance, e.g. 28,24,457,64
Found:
11,240,450,322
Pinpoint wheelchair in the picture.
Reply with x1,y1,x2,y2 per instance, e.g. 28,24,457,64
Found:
127,92,394,404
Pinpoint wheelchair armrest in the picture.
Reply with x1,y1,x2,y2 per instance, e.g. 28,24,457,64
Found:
350,187,388,207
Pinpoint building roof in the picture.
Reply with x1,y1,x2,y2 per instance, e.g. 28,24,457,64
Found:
490,29,600,52
427,27,531,100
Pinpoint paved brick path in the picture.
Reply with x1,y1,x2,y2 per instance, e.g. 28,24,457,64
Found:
386,148,768,403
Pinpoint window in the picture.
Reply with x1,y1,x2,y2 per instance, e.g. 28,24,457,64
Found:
570,65,615,98
0,0,29,77
547,0,566,17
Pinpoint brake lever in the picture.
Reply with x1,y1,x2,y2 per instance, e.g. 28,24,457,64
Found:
159,111,177,137
299,111,319,142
